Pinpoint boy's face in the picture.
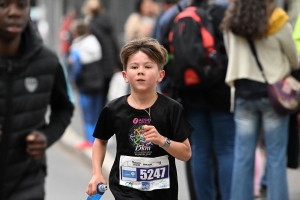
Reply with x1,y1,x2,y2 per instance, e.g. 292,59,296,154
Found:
122,51,165,93
0,0,30,41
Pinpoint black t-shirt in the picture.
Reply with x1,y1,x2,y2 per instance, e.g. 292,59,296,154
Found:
93,93,194,200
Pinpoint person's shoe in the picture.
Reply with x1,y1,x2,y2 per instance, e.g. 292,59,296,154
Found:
75,140,93,150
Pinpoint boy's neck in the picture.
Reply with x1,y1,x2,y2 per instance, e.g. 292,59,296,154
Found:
129,92,158,109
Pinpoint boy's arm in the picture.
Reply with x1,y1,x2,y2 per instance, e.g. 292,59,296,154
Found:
92,139,107,176
158,138,191,162
86,138,108,195
143,125,192,162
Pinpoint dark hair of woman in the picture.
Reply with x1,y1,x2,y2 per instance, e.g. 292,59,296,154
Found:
220,0,275,39
135,0,143,13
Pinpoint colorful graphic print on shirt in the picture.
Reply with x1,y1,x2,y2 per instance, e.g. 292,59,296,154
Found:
129,117,153,156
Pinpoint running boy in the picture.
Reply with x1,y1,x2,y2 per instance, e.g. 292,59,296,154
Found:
86,37,194,200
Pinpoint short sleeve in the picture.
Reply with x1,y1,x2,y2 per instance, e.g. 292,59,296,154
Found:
169,103,194,142
93,106,114,140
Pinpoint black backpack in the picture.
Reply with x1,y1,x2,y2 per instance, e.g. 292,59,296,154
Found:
168,6,225,92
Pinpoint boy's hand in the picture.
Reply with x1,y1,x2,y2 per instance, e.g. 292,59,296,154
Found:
86,174,107,196
26,130,47,160
142,125,165,146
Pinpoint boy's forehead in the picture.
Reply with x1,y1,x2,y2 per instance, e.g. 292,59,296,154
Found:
127,52,157,66
129,51,152,60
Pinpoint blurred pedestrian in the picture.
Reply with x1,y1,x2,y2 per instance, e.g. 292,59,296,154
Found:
152,0,188,97
152,0,180,40
82,0,121,108
86,37,193,200
221,0,299,199
58,7,78,70
154,0,188,45
69,19,104,149
169,1,235,200
257,3,300,198
0,1,74,199
124,0,160,43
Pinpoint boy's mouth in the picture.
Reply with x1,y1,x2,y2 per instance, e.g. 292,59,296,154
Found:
5,23,23,34
7,26,22,34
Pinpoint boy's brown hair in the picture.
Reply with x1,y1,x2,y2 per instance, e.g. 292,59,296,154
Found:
120,37,168,70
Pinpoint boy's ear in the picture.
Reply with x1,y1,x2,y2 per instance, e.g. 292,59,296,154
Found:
157,70,165,83
122,71,129,83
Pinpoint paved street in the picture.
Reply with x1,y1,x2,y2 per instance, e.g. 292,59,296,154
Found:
45,142,93,200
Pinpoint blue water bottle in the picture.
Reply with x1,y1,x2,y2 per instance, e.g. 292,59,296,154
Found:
87,183,108,200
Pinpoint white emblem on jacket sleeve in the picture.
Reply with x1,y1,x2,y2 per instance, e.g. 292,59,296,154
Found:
25,77,38,93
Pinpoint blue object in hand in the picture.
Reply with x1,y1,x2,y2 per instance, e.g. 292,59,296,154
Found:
87,183,108,200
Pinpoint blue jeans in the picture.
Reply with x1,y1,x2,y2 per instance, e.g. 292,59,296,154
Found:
79,92,104,143
231,98,289,200
186,105,235,200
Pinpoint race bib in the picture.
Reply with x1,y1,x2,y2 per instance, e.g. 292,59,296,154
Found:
119,155,170,191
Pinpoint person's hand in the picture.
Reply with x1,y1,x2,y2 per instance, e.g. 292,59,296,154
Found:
26,130,47,160
86,174,107,196
142,125,165,146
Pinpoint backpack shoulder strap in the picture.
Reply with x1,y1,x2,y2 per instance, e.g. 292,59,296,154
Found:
195,6,214,30
193,6,216,52
176,2,183,12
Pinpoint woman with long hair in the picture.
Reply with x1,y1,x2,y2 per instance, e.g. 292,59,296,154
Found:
220,0,299,200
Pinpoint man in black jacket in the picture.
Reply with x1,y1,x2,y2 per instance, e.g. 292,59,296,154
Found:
0,1,74,199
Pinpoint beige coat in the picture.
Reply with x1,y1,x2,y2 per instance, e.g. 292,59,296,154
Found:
224,8,299,87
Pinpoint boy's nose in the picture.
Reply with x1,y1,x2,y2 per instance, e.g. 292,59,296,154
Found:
137,67,144,74
7,4,22,17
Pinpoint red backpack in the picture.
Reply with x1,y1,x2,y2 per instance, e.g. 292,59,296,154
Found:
168,6,225,91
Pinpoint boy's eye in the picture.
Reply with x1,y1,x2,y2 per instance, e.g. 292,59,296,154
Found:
18,3,26,9
0,1,28,9
0,2,8,8
145,66,152,69
18,0,28,9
